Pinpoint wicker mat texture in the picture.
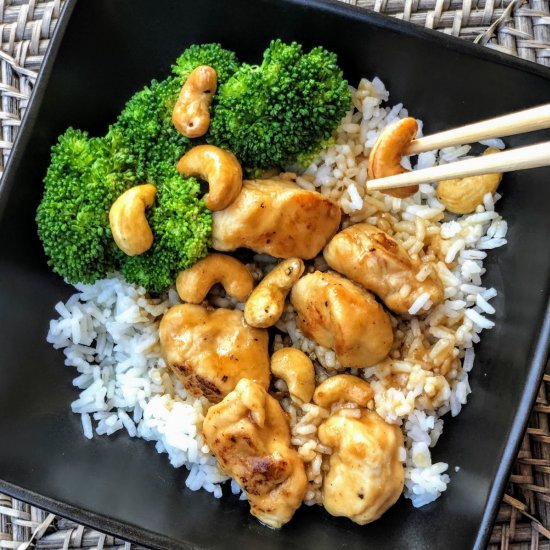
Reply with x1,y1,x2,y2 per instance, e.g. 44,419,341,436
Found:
0,0,549,548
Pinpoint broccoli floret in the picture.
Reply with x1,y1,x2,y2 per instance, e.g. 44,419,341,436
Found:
36,128,136,283
110,43,241,183
109,76,187,182
120,170,211,293
38,43,239,290
172,43,241,83
208,39,351,170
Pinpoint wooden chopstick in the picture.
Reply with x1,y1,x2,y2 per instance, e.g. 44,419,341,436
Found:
406,104,550,155
366,141,550,193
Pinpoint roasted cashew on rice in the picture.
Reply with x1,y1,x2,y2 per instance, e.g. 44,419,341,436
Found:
109,184,156,256
176,253,255,304
437,147,502,214
177,145,243,211
313,374,374,409
244,258,304,328
172,65,217,138
368,117,418,198
270,347,315,403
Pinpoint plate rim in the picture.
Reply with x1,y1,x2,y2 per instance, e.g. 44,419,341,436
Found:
1,0,550,548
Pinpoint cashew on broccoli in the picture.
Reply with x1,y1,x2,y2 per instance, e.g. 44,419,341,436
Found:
109,184,156,256
172,65,217,138
177,145,243,211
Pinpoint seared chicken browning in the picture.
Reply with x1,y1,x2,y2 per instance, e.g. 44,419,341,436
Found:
290,271,393,368
159,305,270,403
324,223,443,315
203,378,308,528
318,409,404,525
212,179,341,259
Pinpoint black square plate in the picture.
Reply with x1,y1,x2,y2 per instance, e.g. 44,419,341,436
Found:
1,0,550,548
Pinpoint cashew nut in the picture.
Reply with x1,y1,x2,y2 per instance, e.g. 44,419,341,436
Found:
176,253,255,304
313,374,374,409
244,258,305,328
436,147,503,214
270,348,315,403
172,65,217,138
177,145,243,211
368,117,418,198
109,184,156,256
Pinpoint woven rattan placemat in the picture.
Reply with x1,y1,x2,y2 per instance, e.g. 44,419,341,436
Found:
1,0,549,548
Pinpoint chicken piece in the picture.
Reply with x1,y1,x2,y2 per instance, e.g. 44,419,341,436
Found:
324,223,443,315
159,305,270,403
290,271,393,368
203,378,308,528
318,409,404,525
212,179,341,259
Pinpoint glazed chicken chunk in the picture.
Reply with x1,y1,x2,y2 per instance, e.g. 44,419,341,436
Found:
324,223,443,315
290,271,393,368
203,378,308,528
212,179,341,259
159,304,270,403
318,409,404,525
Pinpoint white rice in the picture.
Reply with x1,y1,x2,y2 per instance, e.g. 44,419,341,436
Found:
46,75,508,517
47,274,233,498
479,138,505,149
408,292,431,315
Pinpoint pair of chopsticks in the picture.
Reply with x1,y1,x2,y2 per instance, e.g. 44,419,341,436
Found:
366,104,550,193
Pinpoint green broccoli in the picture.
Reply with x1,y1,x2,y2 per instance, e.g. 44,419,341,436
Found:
172,42,241,84
208,39,352,170
109,76,186,183
37,43,238,291
120,169,211,293
36,128,136,284
110,43,241,183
